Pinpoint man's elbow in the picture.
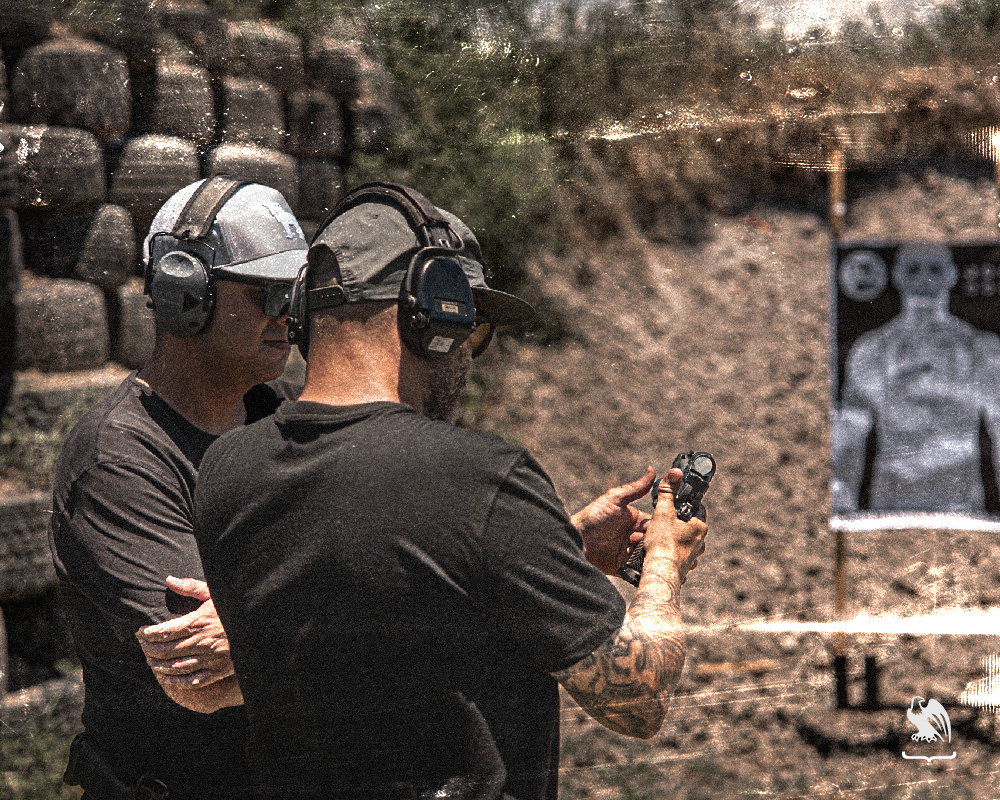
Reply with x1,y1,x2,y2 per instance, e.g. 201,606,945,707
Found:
628,703,668,740
591,698,668,740
599,715,663,740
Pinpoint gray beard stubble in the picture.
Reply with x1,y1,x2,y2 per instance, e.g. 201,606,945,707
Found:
423,348,472,423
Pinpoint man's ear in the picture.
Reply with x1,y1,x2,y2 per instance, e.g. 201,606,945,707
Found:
306,243,343,288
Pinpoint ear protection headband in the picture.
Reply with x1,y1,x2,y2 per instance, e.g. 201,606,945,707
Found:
144,175,248,337
288,181,477,360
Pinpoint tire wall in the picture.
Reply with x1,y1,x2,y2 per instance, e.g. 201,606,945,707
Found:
0,0,401,694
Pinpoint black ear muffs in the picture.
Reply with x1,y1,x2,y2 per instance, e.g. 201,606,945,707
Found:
144,176,248,337
397,249,476,359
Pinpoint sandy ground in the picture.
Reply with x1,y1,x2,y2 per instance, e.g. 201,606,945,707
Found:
462,164,1000,798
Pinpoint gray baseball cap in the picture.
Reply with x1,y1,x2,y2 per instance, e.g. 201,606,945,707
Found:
145,179,308,281
310,199,535,325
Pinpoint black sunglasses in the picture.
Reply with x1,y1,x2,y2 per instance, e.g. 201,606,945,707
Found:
216,275,293,319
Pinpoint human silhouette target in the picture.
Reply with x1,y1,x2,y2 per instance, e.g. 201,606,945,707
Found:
831,241,1000,526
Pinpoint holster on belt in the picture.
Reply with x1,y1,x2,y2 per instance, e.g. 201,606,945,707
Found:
64,733,170,800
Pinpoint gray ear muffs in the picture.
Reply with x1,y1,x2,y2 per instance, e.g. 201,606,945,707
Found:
144,175,248,337
148,250,215,337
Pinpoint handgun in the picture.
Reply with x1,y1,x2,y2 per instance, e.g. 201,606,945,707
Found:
617,451,716,587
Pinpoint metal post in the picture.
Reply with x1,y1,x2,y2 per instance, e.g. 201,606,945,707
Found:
834,527,849,709
994,131,1000,236
834,654,849,710
863,655,880,710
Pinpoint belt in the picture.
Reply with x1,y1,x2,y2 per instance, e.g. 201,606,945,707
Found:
64,733,169,800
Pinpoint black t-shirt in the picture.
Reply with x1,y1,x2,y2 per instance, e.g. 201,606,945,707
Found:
195,401,626,800
48,373,294,799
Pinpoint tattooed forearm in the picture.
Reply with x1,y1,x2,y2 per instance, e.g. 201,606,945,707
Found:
554,548,687,739
555,619,684,738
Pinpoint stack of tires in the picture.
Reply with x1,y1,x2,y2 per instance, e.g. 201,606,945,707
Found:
0,0,401,698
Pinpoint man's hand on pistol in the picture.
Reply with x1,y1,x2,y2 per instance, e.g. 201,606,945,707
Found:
570,466,656,575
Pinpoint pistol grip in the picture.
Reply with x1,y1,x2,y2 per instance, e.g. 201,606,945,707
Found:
618,543,644,587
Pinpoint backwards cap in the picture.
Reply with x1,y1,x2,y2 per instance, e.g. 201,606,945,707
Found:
308,185,534,325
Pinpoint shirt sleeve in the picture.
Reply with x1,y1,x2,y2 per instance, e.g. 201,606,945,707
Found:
475,453,626,674
49,458,206,644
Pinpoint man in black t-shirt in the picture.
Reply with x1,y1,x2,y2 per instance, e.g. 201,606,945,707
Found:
194,182,710,800
48,178,309,799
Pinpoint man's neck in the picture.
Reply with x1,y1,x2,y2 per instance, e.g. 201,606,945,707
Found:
296,342,423,412
297,368,407,408
295,307,429,412
137,355,248,435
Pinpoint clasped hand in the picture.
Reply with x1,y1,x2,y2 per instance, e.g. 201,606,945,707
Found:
135,576,235,689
